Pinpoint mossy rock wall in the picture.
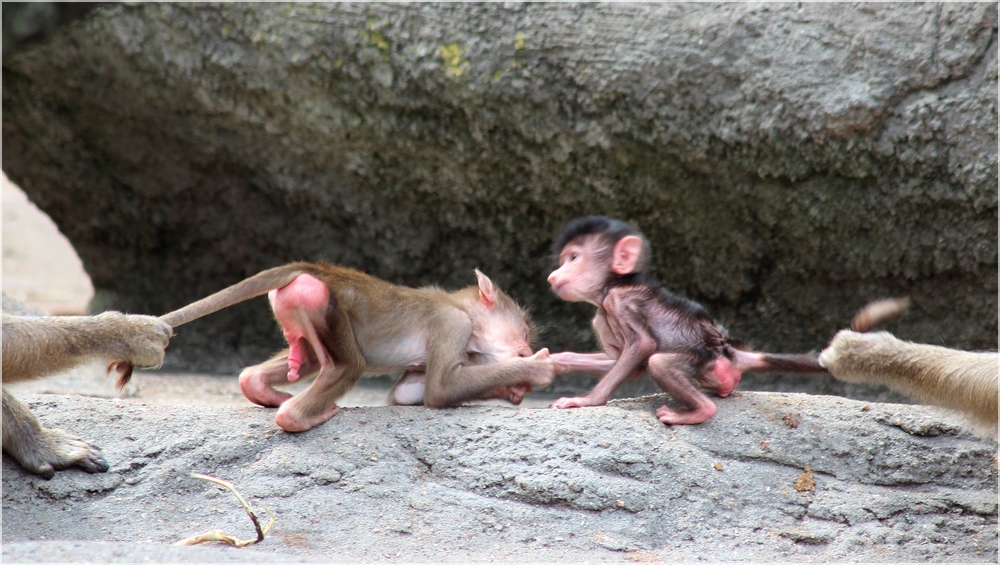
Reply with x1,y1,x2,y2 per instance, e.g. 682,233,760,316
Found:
3,4,996,384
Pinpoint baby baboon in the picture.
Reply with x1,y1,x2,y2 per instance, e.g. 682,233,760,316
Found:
545,216,824,424
159,263,556,432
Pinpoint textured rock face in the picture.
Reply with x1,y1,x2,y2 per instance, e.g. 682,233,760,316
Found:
2,4,996,375
2,394,997,562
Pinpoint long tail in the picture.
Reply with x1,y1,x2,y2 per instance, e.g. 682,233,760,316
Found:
759,353,826,373
734,298,910,378
159,265,306,328
730,348,826,374
851,297,909,332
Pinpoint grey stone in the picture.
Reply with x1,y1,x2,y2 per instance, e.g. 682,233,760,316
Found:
1,5,994,398
1,393,996,562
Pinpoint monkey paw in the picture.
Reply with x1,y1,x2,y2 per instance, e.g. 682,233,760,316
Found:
9,427,110,479
816,329,874,383
239,370,294,407
526,349,557,387
549,396,606,409
121,315,173,368
92,312,172,370
485,383,533,405
656,403,717,425
275,401,340,433
505,383,534,404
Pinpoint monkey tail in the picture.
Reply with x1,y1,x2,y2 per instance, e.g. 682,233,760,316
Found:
729,348,826,374
159,264,310,327
758,353,826,374
851,297,909,332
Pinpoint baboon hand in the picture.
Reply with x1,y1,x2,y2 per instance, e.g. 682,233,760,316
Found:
486,383,534,404
100,312,172,370
527,348,557,388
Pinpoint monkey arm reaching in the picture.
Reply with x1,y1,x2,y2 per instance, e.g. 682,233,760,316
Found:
819,298,998,436
388,370,538,407
2,312,172,478
548,352,618,375
417,306,555,407
425,350,557,408
2,312,171,386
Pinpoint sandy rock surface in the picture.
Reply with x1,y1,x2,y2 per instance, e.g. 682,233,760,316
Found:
3,392,996,563
2,6,997,562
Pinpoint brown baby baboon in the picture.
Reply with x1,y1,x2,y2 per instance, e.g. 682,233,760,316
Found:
159,263,557,432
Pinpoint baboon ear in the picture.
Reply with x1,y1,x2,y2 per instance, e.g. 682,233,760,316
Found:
475,269,496,308
611,236,643,275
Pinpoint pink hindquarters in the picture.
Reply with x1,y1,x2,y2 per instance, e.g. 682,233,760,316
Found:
712,356,742,398
268,273,332,382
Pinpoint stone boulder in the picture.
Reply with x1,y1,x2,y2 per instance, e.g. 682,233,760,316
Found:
2,393,996,562
2,4,995,396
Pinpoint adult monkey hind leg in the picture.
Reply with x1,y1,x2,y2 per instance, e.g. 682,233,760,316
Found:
1,312,172,478
2,389,109,478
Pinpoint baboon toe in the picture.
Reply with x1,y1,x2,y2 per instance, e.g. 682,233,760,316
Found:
50,430,110,473
72,443,111,474
26,462,57,480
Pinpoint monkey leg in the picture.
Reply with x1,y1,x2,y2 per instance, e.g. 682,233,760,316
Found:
275,361,363,432
1,312,171,385
427,346,556,408
820,330,999,433
388,371,427,406
647,353,718,425
273,299,365,432
268,273,335,383
2,389,109,478
390,371,534,406
239,351,320,408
